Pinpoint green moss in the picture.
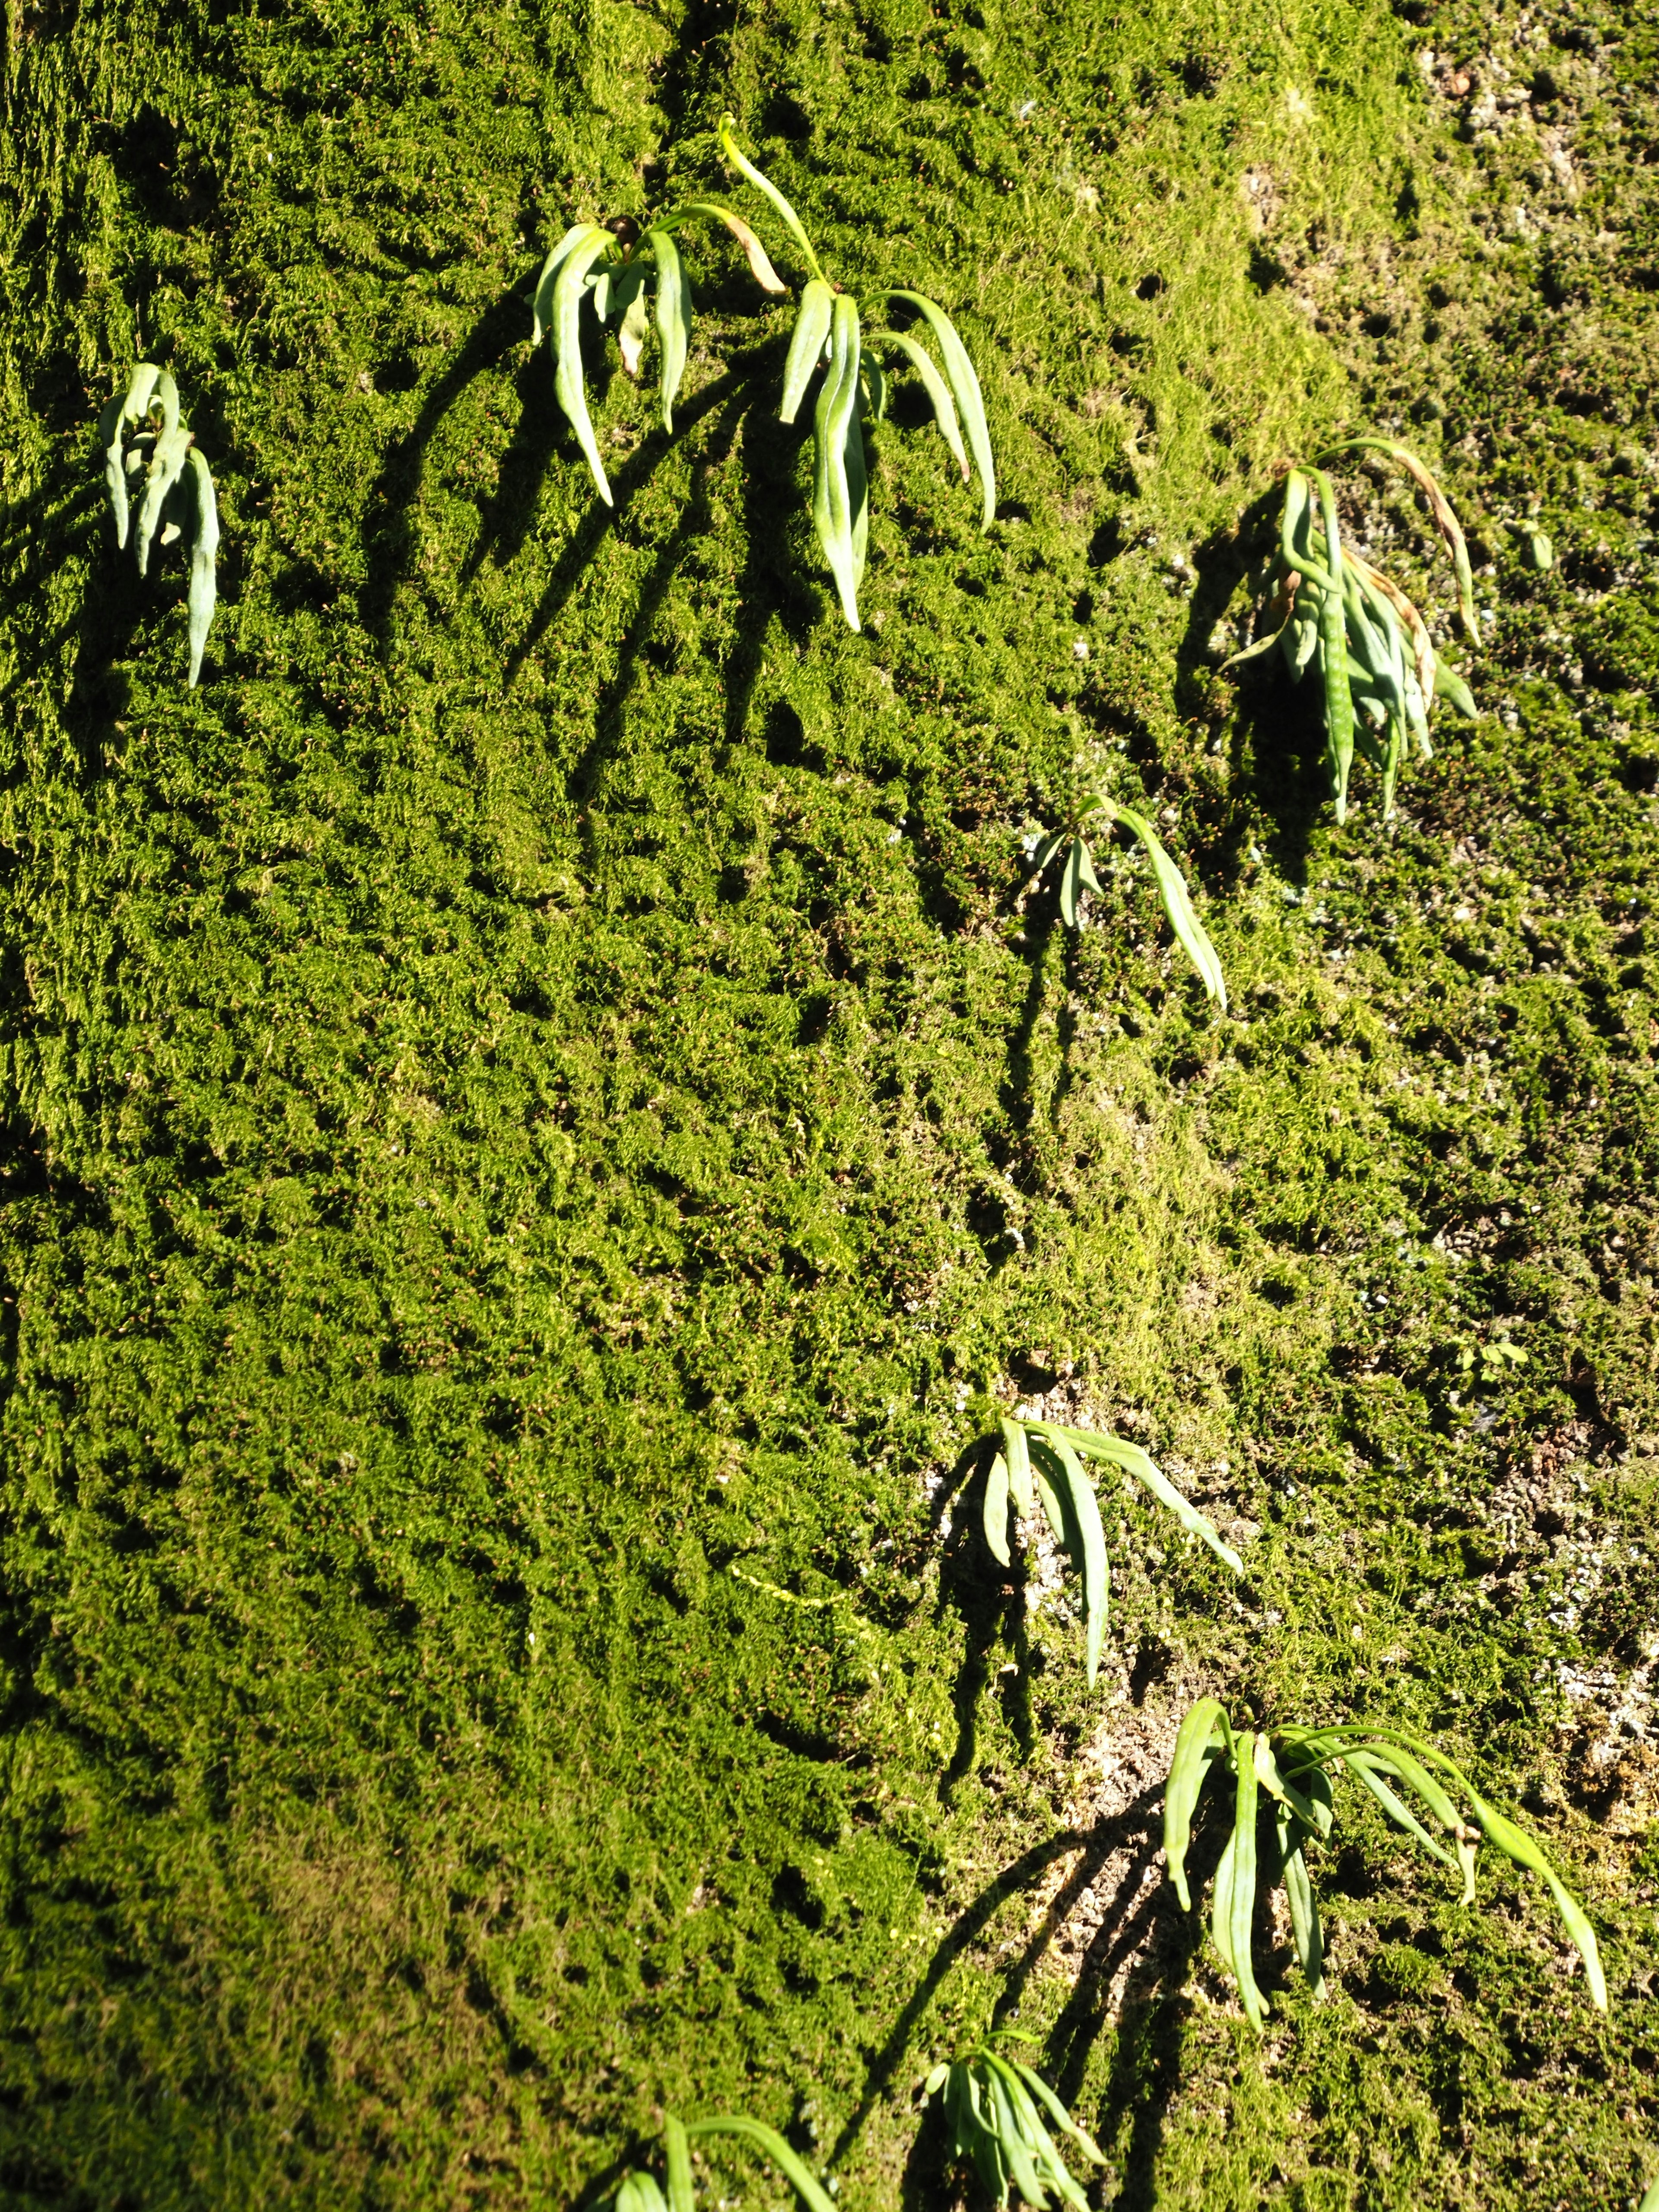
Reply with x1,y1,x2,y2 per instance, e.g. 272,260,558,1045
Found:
0,0,1656,2204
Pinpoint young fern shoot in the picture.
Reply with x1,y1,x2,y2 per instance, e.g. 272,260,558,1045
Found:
1162,1699,1607,2028
720,117,995,631
1027,793,1227,1008
1226,448,1478,823
925,2041,1107,2210
529,203,787,505
98,363,219,687
606,2112,834,2212
979,1418,1241,1687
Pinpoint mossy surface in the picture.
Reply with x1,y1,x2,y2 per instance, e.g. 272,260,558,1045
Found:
0,0,1656,2204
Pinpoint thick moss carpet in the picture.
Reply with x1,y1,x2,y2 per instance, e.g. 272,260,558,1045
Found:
1,0,1656,2202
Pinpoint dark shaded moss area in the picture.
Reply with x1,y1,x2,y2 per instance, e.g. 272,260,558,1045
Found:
0,0,1656,2203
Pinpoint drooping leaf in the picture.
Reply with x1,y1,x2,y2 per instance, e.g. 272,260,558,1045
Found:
1001,1416,1033,1519
864,328,967,479
683,2115,836,2212
1107,804,1227,1008
881,290,995,526
647,226,691,431
810,293,864,629
664,2116,694,2212
552,223,619,503
532,221,593,347
780,279,835,424
717,117,826,282
982,1450,1011,1569
1031,1432,1107,1685
183,447,219,689
135,420,192,578
667,200,788,292
1164,1695,1227,1911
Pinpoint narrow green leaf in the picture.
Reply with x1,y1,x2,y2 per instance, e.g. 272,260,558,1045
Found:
135,421,191,578
864,328,966,478
1311,469,1354,821
1228,1731,1269,2028
667,199,788,292
780,279,835,424
881,290,995,526
184,447,219,689
980,2062,1047,2209
717,117,826,282
553,224,617,503
1461,1792,1608,2010
1001,1417,1033,1519
861,351,887,423
1043,1425,1240,1572
617,270,653,379
810,294,864,629
664,2116,694,2212
684,2117,835,2212
1107,803,1227,1009
616,2172,669,2212
1164,1696,1228,1911
532,221,592,348
1433,658,1477,716
99,392,131,549
646,227,690,432
1318,437,1478,643
1277,1812,1326,2000
1210,1825,1239,1976
1280,470,1332,591
1285,598,1321,680
1338,1751,1460,1870
982,1450,1011,1569
1038,1432,1107,1686
1059,838,1084,926
1011,2060,1108,2167
1222,617,1290,672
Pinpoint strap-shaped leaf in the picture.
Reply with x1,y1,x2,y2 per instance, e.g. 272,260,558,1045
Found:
135,420,192,577
664,2115,694,2212
1285,597,1321,680
1106,803,1227,1008
717,116,826,282
881,290,995,525
1459,1789,1607,2010
1039,1423,1241,1572
684,2116,835,2212
810,293,864,629
984,2056,1090,2210
532,221,593,348
1222,615,1290,672
183,447,219,689
1030,1432,1107,1685
616,2172,668,2212
844,355,868,594
1001,1416,1033,1518
553,223,617,503
102,362,161,550
1280,469,1332,591
1338,1749,1461,1871
1164,1695,1229,1910
1319,436,1478,642
1010,2059,1107,2168
647,227,690,431
1225,1730,1269,2027
665,199,788,293
864,328,968,480
617,270,652,379
1057,833,1101,928
1310,469,1354,821
861,351,887,423
982,1449,1011,1569
1433,658,1476,716
979,2061,1047,2209
780,278,835,424
1276,1807,1326,2000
